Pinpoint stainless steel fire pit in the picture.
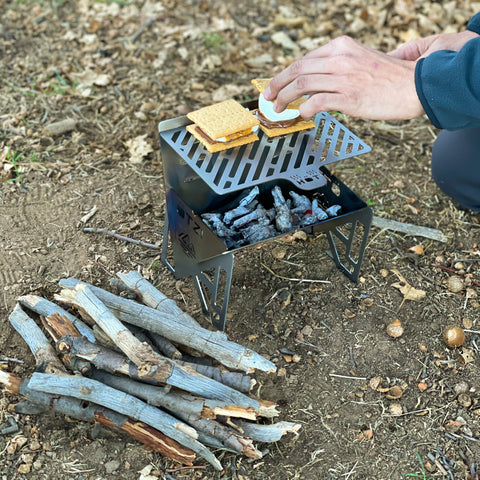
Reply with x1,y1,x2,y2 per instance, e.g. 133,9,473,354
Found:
159,100,373,330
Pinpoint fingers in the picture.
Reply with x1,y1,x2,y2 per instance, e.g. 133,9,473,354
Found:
264,36,362,109
270,70,340,113
299,92,346,119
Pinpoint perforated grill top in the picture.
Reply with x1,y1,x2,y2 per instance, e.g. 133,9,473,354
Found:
159,111,370,195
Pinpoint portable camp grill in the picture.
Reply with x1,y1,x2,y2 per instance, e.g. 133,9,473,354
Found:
159,100,373,330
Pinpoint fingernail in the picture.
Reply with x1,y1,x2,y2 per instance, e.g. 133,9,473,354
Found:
264,86,271,99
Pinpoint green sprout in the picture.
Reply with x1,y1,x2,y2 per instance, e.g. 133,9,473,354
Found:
404,453,434,480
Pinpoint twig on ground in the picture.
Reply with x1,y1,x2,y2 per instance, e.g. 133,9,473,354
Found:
130,15,155,43
83,227,161,250
261,263,331,284
329,374,367,381
371,216,448,242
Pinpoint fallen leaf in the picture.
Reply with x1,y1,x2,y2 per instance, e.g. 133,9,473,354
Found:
409,244,424,255
391,269,426,301
459,348,475,364
356,428,373,442
125,134,154,164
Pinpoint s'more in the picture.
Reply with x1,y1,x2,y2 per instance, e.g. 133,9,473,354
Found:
251,78,315,137
186,99,260,153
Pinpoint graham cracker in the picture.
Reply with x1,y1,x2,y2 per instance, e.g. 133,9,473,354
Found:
187,99,259,141
258,118,316,138
186,124,259,153
251,78,307,110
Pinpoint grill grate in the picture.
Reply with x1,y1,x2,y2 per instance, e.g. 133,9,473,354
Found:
159,111,370,195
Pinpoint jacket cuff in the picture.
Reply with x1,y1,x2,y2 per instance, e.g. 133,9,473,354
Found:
467,12,480,35
414,58,442,129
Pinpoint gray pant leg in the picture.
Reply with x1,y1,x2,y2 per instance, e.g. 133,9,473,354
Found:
431,127,480,211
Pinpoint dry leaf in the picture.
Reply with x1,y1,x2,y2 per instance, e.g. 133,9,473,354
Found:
390,269,426,301
125,134,154,164
71,70,112,96
459,348,475,364
356,428,373,442
409,244,424,255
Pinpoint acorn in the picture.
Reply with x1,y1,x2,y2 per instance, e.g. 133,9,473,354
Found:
386,319,404,338
442,325,465,348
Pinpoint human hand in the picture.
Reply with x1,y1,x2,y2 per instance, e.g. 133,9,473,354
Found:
263,36,424,121
389,30,479,61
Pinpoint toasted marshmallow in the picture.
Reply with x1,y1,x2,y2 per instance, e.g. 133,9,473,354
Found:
258,93,300,122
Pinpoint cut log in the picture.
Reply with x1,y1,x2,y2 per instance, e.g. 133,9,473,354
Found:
58,278,276,374
8,304,66,374
17,295,96,342
0,371,195,466
116,270,201,327
234,420,302,443
54,284,260,409
28,372,222,470
92,370,262,459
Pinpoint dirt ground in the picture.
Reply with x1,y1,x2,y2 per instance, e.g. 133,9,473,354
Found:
1,1,480,479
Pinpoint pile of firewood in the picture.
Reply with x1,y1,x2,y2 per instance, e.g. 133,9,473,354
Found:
1,271,300,471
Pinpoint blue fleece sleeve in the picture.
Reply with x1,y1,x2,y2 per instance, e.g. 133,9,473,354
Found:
467,12,480,34
415,36,480,130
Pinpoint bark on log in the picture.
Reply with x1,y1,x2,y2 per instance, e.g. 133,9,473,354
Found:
129,324,182,360
8,304,66,374
176,360,252,393
234,420,302,442
28,372,222,470
0,371,195,465
116,270,201,327
92,370,262,459
17,295,95,342
55,284,260,409
58,278,276,374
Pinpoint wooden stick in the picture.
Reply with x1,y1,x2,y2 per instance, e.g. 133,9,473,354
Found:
28,372,222,470
234,420,301,443
129,324,182,360
371,216,448,243
83,227,161,250
0,371,195,466
58,278,276,374
175,360,252,393
93,370,262,459
17,295,96,342
56,284,259,409
116,270,200,327
8,304,66,374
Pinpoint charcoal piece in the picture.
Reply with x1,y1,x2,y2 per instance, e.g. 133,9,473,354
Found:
223,203,258,224
300,212,317,226
232,205,267,229
201,213,235,238
289,191,311,214
312,199,328,221
238,186,260,207
242,224,276,243
272,186,293,233
326,204,342,217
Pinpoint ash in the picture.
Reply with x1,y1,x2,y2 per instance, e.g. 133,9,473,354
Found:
201,186,341,248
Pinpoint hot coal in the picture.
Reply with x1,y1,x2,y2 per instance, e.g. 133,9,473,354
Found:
201,186,342,247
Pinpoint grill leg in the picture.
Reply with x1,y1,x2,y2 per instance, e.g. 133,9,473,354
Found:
326,207,373,281
192,253,234,331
